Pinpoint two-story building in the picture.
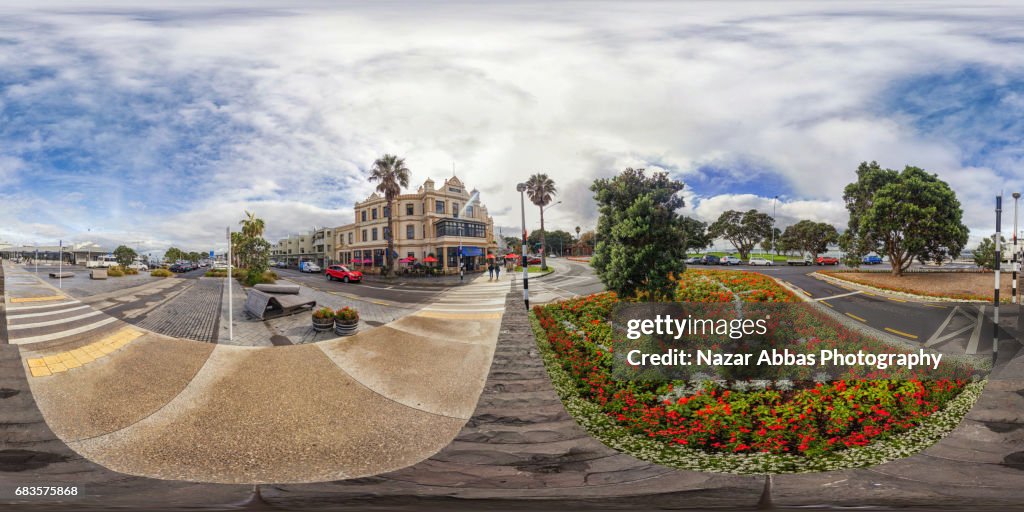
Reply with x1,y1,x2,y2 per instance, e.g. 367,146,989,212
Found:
333,176,498,274
271,227,334,267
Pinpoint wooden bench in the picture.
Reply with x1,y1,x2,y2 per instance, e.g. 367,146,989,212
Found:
90,269,108,280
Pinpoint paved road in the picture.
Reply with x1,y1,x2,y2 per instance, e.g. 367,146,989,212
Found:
274,267,455,308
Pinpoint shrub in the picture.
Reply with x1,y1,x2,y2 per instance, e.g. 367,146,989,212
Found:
335,306,359,324
205,269,228,278
123,267,139,275
106,266,125,277
312,307,335,320
151,268,172,278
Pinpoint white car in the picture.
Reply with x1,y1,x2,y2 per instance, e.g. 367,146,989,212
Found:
212,262,231,271
128,262,149,271
748,258,773,266
300,262,322,273
721,256,743,265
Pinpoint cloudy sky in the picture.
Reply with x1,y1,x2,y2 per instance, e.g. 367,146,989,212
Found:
1,1,1023,254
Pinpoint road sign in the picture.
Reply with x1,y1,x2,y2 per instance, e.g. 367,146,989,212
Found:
209,250,215,259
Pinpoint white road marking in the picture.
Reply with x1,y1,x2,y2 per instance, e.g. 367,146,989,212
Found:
7,304,90,319
10,317,119,344
814,290,863,302
9,310,104,329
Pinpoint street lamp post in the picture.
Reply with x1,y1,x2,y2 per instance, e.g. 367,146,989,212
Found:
994,195,1002,365
517,183,529,309
771,195,779,261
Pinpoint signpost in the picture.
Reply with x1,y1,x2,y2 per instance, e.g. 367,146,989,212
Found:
226,228,233,342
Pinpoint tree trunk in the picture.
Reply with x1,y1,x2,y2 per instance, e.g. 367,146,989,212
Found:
540,207,548,270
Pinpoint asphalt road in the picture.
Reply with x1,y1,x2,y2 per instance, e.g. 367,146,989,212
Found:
273,267,455,308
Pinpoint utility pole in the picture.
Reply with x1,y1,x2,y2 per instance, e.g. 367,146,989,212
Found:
1012,192,1020,305
227,227,233,342
771,195,779,261
993,195,1002,366
517,183,529,309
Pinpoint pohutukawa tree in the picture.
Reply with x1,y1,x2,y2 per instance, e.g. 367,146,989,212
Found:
369,154,410,277
525,173,557,270
780,220,839,259
842,161,968,276
708,209,774,260
590,167,688,299
113,245,137,269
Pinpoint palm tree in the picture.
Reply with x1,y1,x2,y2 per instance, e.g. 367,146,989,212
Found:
369,154,411,276
239,211,265,238
525,173,557,270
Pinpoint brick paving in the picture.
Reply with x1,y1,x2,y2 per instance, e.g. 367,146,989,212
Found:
136,278,222,343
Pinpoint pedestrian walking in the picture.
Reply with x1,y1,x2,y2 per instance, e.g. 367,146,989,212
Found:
495,263,501,279
488,261,494,280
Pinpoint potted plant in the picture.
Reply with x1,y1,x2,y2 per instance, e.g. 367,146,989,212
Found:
312,307,335,332
334,306,359,336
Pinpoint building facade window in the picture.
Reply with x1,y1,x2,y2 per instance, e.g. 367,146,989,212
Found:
371,228,378,241
435,200,445,213
406,225,415,240
348,233,353,244
361,229,367,242
383,206,390,218
383,227,390,240
452,202,459,217
435,219,486,238
361,210,367,222
372,208,378,220
466,205,473,218
406,203,414,215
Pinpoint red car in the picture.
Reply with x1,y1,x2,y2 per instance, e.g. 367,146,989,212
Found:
325,265,363,283
816,256,839,266
526,256,542,265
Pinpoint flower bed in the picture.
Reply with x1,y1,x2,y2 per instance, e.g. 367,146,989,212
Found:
533,269,981,473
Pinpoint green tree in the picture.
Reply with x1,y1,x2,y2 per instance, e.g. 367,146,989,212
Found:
974,235,1005,271
679,216,710,253
780,220,839,259
591,168,687,299
368,154,411,276
528,229,574,256
165,247,184,264
525,173,557,270
113,245,137,269
239,210,265,238
707,209,774,260
843,162,968,276
760,227,783,257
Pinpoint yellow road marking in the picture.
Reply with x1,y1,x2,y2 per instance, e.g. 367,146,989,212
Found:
10,295,65,303
922,304,948,309
845,312,867,322
862,292,878,297
885,327,919,339
887,297,908,303
820,300,834,308
25,327,144,378
416,311,502,320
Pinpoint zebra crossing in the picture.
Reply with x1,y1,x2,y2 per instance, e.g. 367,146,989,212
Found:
415,275,510,319
3,265,121,346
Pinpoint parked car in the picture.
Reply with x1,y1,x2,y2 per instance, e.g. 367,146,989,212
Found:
721,256,742,265
862,255,883,265
816,256,840,266
748,257,773,266
787,256,812,266
526,256,542,265
169,263,188,273
275,261,287,268
128,262,149,271
212,261,230,271
299,261,322,273
700,255,720,265
325,265,362,283
685,256,702,264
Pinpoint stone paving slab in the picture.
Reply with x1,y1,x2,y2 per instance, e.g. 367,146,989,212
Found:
26,333,215,440
318,326,494,419
68,343,466,484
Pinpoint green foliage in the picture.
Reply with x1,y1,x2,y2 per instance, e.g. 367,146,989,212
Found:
590,167,687,299
334,306,359,324
780,220,839,258
528,229,574,256
151,268,172,277
843,162,968,276
113,245,137,269
106,267,125,277
164,247,185,264
973,235,1005,270
679,216,710,252
312,307,335,320
205,269,228,278
707,209,774,260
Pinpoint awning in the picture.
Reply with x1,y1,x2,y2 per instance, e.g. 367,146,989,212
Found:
459,246,484,257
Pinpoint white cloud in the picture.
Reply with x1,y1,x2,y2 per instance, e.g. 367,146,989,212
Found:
1,1,1023,248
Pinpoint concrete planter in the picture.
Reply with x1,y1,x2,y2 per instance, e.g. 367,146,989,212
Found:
334,321,358,336
312,315,334,332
